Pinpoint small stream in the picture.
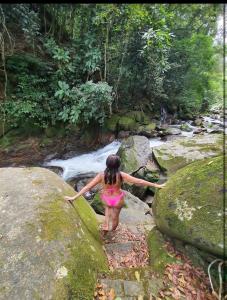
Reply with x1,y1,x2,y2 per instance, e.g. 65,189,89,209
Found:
43,114,224,181
44,138,166,181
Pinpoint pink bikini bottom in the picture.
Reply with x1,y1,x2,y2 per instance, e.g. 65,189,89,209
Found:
101,191,125,207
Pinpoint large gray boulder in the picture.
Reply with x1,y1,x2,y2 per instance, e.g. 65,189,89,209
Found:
119,191,153,225
153,156,225,257
0,167,108,300
152,133,222,175
117,135,151,174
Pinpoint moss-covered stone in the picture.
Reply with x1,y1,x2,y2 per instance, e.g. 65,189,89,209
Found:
105,115,121,132
0,167,108,300
180,123,192,132
127,111,150,125
117,135,150,174
152,133,223,174
147,227,181,274
90,193,105,215
153,155,225,257
137,123,156,137
118,116,138,131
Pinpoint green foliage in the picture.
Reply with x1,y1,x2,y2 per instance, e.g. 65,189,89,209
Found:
58,81,113,125
0,3,222,131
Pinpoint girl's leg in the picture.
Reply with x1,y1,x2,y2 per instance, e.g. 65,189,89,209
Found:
102,206,110,231
111,199,124,231
112,207,122,231
103,205,115,231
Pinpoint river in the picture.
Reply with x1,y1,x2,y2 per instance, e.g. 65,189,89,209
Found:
44,137,166,181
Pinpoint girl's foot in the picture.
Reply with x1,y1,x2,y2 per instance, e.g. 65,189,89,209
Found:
102,223,109,231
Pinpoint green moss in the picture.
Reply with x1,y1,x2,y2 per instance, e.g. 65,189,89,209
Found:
117,140,138,173
153,156,225,256
74,197,102,241
105,115,120,132
153,134,223,175
91,193,105,215
32,179,43,185
153,150,187,174
37,192,108,299
45,127,66,138
118,116,138,131
127,111,150,125
138,123,156,133
147,227,181,274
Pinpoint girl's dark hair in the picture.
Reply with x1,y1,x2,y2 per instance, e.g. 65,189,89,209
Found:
104,154,122,185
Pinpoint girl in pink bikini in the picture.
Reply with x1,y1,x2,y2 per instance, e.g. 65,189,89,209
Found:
64,154,165,232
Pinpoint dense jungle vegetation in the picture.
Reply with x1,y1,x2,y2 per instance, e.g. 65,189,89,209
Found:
0,4,223,133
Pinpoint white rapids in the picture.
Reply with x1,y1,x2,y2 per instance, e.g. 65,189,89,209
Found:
44,140,121,181
44,138,166,181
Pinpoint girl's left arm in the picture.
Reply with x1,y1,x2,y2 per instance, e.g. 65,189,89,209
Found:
64,173,102,202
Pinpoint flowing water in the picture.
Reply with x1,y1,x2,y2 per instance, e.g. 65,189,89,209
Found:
44,138,166,181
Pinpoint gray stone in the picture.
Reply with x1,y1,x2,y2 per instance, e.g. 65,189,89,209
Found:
152,133,222,174
0,167,107,300
105,242,138,254
123,280,144,296
119,191,153,225
147,278,164,296
166,127,182,135
153,155,225,257
117,135,151,174
100,279,124,296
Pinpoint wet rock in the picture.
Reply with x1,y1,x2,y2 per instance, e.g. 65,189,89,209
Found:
166,127,182,135
193,118,203,126
180,123,193,132
206,124,223,133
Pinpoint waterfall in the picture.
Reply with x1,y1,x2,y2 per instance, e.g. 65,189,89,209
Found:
160,106,167,125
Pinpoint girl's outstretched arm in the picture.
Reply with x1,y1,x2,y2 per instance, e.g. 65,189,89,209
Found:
121,172,166,188
64,173,102,202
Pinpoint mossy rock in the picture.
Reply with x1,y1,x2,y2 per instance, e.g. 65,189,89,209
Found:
118,116,138,131
105,115,121,132
91,193,105,215
117,135,151,174
147,227,181,274
127,111,150,125
180,123,192,132
137,123,156,136
153,155,225,257
0,167,108,299
152,133,223,175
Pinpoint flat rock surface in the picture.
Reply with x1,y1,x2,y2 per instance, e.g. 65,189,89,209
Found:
152,133,222,174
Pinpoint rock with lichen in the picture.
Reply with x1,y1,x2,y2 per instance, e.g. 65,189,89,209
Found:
152,133,222,175
117,135,151,174
0,167,108,300
153,155,225,257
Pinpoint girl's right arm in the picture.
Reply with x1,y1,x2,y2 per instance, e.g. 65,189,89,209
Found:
120,172,166,188
64,173,102,202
